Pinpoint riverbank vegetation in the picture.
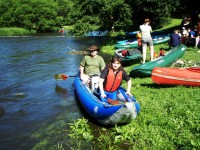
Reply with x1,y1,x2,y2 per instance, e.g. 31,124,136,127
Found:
0,0,199,36
0,27,36,36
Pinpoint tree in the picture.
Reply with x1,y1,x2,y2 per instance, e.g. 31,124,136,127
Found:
70,0,133,35
0,0,61,32
99,0,132,31
128,0,180,29
56,0,75,25
0,0,17,27
0,0,198,34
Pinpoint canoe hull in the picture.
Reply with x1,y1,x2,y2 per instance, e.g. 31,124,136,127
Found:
129,44,187,77
73,76,140,125
152,67,200,86
115,35,170,49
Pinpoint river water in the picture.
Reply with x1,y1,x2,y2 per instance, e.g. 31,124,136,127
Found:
0,34,112,149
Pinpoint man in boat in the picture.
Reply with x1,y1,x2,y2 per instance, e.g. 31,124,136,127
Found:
80,45,106,87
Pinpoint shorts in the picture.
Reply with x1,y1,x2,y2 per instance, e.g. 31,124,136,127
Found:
142,37,153,46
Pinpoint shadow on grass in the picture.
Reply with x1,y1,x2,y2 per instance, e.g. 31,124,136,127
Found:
140,83,178,89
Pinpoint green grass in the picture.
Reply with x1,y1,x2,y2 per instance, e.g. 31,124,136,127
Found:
66,18,200,150
156,18,182,32
63,25,74,30
0,27,36,36
25,18,199,150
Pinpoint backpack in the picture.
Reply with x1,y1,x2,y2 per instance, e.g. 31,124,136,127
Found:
122,50,129,57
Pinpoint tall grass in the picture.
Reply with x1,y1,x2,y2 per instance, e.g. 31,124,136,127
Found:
0,27,36,36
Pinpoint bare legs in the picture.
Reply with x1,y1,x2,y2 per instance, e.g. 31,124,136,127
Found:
195,36,199,47
150,45,154,61
142,46,147,63
142,45,154,63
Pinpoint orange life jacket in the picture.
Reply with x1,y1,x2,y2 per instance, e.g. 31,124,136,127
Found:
104,69,123,92
137,39,142,47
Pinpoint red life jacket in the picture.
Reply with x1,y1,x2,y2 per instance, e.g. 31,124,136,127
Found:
104,69,123,92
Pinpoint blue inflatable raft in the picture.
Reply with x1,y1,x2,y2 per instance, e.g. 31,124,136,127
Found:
73,75,140,125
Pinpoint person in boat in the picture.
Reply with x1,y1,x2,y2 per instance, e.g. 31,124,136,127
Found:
139,18,154,63
80,45,106,85
98,56,132,102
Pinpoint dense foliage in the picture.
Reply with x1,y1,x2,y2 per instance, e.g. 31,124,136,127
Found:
0,0,199,34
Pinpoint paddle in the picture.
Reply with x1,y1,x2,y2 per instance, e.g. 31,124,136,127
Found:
54,74,76,80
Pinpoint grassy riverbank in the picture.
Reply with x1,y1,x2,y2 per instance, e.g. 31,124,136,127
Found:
0,27,36,36
37,45,199,150
63,46,199,150
63,19,200,150
28,18,200,149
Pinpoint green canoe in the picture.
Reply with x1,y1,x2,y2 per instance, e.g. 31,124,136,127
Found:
115,35,170,49
115,48,142,66
129,44,187,77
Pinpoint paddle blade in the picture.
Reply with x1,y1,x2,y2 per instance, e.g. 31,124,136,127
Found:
54,74,68,80
107,98,120,105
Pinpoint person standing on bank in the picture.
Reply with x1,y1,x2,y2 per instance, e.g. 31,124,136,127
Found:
98,56,132,102
80,45,106,84
139,18,154,64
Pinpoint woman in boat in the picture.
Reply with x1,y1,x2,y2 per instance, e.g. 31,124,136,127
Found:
98,56,132,102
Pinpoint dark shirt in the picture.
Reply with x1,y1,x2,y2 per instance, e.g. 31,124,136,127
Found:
194,30,200,36
100,67,130,88
188,30,195,38
170,33,181,47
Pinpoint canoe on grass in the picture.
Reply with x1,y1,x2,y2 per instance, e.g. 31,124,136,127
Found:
151,67,200,86
125,31,140,37
125,30,165,37
115,48,142,66
73,75,140,125
115,34,170,49
84,30,108,36
129,44,187,77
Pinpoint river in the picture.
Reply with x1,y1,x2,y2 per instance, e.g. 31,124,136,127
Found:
0,34,112,149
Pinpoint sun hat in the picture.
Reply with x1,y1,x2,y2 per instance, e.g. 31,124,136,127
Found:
88,45,99,51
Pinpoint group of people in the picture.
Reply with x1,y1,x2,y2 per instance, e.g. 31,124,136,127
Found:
78,16,200,102
169,15,200,50
79,18,156,102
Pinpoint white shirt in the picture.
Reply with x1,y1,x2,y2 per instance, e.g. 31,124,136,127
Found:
140,24,152,38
